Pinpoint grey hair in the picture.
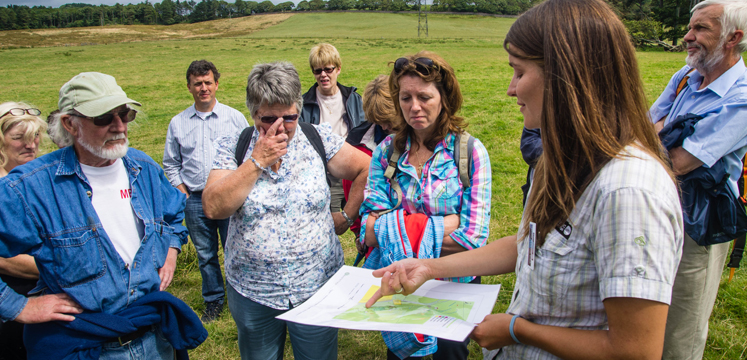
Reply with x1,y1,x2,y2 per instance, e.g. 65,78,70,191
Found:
693,0,747,53
47,110,76,148
245,62,303,118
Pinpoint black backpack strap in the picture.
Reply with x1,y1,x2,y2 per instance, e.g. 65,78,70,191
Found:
298,122,330,187
235,127,256,166
234,124,328,186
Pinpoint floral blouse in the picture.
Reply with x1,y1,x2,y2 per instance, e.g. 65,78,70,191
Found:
212,123,345,310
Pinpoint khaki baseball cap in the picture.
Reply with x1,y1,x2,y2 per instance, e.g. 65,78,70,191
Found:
58,72,141,117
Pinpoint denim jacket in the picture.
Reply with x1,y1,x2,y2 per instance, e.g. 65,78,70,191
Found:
0,147,188,322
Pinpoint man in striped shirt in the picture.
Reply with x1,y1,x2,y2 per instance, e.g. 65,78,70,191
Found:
163,60,248,322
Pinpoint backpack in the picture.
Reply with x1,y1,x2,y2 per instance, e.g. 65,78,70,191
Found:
381,132,475,214
235,122,331,187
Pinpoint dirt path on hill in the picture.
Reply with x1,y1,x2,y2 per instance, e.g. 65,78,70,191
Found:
0,13,293,49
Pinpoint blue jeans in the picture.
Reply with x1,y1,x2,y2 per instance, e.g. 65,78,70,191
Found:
227,284,338,360
100,327,174,359
185,192,229,304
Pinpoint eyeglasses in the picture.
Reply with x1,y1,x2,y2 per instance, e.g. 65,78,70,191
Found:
78,108,137,127
394,57,437,76
259,114,299,124
312,66,336,75
0,108,42,119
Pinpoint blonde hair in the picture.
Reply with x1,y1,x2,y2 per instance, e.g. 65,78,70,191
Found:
309,43,342,70
363,75,401,132
0,101,46,170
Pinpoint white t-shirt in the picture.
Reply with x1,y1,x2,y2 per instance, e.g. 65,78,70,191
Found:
80,159,144,266
316,88,348,138
195,110,212,119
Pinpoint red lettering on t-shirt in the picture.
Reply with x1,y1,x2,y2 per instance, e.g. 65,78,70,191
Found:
120,189,132,199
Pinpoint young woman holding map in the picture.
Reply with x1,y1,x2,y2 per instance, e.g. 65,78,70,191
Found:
366,0,683,359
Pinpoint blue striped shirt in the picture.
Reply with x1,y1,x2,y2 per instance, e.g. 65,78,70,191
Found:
163,101,248,192
649,59,747,198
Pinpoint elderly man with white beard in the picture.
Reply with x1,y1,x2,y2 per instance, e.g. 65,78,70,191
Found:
649,1,747,359
0,72,206,359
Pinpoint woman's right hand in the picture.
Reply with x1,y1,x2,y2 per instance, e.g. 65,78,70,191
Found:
250,119,288,168
365,259,432,308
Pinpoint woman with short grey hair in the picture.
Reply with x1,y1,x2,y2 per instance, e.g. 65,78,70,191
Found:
202,61,370,360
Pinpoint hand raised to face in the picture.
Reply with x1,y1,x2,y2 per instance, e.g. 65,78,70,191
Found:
251,118,289,169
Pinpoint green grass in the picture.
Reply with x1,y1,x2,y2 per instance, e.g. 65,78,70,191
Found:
0,12,744,360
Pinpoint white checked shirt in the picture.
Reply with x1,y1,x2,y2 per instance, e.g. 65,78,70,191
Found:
500,145,683,360
163,100,248,192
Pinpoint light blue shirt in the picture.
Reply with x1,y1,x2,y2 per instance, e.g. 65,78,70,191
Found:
649,58,747,197
163,100,248,192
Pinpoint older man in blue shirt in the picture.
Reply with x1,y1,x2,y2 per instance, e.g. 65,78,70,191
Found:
0,72,204,359
649,1,747,359
163,60,248,323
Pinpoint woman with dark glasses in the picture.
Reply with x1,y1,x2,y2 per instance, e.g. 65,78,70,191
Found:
300,43,366,231
366,0,683,359
0,101,46,359
202,61,370,360
358,51,492,360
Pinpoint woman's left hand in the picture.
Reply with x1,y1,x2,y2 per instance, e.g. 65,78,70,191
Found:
332,212,349,235
470,313,517,350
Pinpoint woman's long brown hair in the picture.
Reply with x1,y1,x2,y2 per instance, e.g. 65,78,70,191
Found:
506,0,672,244
388,51,467,153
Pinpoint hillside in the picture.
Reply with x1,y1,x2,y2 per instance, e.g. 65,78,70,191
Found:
0,13,293,48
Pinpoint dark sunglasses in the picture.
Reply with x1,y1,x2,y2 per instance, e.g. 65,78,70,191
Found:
259,114,299,124
0,108,42,119
312,66,336,75
394,57,437,76
79,109,137,126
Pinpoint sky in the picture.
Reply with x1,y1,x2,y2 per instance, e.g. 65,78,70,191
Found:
0,0,293,8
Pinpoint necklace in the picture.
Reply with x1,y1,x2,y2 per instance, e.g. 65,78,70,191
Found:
317,89,337,115
411,148,431,174
318,98,334,115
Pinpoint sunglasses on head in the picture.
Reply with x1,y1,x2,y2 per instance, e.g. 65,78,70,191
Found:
79,108,137,127
0,108,42,119
312,66,336,75
394,57,437,76
259,114,299,124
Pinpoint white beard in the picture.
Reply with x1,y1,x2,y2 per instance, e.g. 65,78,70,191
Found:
685,37,726,74
76,133,129,160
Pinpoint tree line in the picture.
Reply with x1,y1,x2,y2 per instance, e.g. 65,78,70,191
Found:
0,0,698,46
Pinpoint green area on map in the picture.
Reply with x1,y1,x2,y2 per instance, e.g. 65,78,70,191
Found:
334,293,474,324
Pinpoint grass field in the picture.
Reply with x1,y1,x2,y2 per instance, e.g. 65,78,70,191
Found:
0,12,745,360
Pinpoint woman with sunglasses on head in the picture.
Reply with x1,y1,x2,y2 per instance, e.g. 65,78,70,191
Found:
300,43,366,233
0,102,46,360
365,0,683,359
359,52,492,360
202,62,370,360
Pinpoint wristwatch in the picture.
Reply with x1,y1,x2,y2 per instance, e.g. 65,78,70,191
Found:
340,209,355,228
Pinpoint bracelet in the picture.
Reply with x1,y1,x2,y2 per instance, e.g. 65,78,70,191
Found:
340,209,355,227
509,314,522,344
249,156,265,171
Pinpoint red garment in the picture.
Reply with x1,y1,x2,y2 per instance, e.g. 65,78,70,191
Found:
403,212,428,257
